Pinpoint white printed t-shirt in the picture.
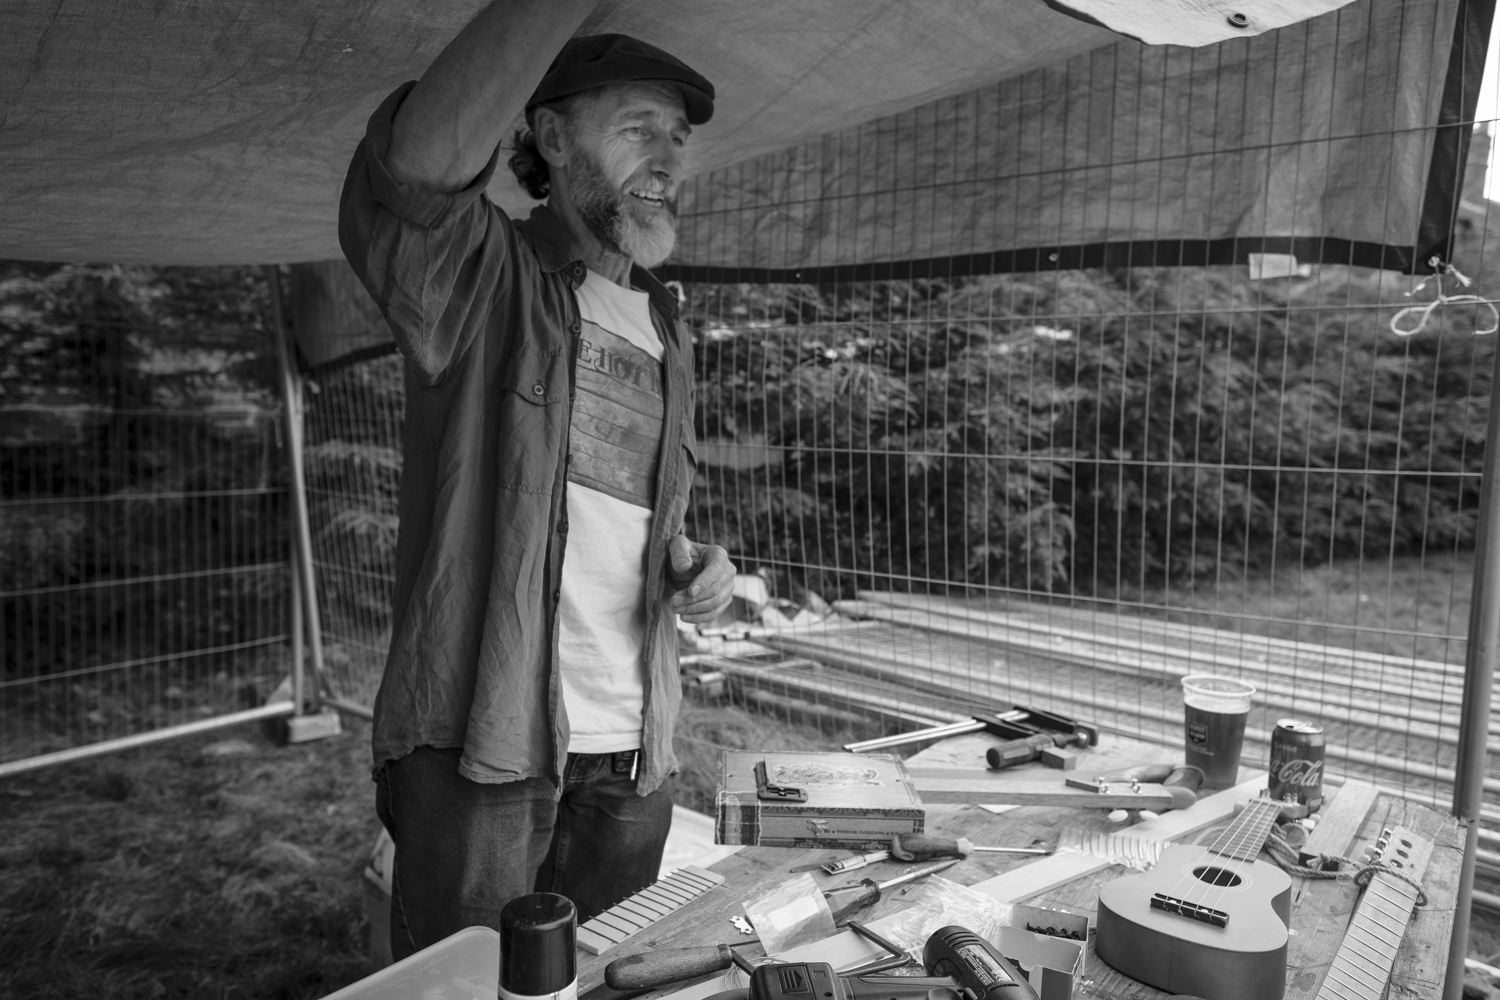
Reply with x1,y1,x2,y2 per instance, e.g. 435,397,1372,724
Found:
558,270,663,754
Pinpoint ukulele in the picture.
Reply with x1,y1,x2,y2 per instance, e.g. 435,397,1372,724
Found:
1095,795,1292,1000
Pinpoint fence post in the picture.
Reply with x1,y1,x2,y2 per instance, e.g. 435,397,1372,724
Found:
266,266,337,740
1446,335,1500,997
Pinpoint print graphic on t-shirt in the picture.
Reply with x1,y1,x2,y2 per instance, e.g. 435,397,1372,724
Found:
570,324,664,508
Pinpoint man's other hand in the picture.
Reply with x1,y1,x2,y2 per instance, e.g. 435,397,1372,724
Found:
668,536,736,624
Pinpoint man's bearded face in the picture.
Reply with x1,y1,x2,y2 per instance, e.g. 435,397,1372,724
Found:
569,140,679,268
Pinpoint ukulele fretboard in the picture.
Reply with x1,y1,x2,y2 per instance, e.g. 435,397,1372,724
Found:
1312,827,1431,1000
1207,797,1282,862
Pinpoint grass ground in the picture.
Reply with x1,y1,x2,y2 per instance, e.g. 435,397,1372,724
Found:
0,723,374,999
1,550,1496,997
1119,548,1475,663
0,700,838,1000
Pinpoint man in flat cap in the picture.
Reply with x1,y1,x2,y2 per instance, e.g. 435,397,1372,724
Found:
339,0,735,960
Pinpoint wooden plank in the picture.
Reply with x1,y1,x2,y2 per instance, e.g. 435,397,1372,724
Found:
906,768,1182,812
699,653,968,731
791,606,1478,740
1284,795,1462,1000
834,595,1492,750
759,628,1467,795
964,774,1269,904
853,590,1457,683
1296,780,1381,871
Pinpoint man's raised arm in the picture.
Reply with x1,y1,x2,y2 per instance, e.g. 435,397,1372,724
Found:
385,0,601,193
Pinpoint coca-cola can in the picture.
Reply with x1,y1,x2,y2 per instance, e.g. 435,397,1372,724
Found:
1269,718,1325,812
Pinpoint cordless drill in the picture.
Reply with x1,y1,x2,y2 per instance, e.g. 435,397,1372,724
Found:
746,925,1038,1000
747,961,960,1000
923,925,1040,1000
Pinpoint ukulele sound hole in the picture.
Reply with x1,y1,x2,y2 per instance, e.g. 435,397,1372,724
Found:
1193,865,1243,888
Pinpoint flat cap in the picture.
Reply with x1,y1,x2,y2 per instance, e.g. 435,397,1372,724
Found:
526,33,715,125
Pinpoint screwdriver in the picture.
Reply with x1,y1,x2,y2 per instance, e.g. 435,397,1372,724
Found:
820,834,1047,873
888,833,1049,862
822,859,958,923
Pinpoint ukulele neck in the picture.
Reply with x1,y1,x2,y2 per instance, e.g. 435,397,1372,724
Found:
1206,798,1282,862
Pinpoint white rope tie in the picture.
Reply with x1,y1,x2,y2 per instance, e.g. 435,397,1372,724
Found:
1390,260,1498,337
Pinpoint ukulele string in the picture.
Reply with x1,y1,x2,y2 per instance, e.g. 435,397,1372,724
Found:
1170,797,1279,916
1192,799,1262,914
1157,800,1250,909
1158,800,1242,909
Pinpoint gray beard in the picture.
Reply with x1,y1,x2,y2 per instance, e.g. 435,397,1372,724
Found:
571,152,678,268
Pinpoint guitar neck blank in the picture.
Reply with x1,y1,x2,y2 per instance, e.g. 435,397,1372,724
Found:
575,866,726,956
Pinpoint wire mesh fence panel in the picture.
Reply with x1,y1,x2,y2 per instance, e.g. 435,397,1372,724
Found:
0,264,294,770
659,48,1500,869
678,267,1489,788
292,134,1500,880
296,254,1496,851
299,353,404,713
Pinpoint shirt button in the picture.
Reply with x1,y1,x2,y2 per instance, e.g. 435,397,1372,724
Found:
532,383,545,396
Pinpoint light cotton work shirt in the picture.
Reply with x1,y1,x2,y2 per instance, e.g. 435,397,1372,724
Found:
337,83,697,794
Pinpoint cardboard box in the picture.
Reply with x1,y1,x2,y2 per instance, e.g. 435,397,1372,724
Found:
1009,901,1091,943
996,924,1088,1000
714,750,924,849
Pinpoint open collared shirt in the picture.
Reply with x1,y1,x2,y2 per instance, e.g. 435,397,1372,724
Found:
338,83,695,794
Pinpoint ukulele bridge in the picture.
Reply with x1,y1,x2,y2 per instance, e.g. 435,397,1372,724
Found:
1149,892,1229,927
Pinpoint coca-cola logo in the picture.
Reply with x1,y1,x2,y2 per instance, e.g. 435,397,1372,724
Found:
1275,759,1323,786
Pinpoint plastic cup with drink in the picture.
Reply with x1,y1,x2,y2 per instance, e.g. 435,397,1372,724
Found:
1180,674,1256,791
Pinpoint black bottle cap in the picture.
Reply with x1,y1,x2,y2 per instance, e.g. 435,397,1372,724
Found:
499,893,577,996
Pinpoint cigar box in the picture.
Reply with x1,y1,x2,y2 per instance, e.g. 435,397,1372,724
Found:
713,750,925,849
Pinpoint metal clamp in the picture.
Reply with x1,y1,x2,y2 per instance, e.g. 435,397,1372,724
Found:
755,760,807,802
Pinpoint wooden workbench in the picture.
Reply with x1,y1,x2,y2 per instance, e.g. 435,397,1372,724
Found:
577,732,1463,1000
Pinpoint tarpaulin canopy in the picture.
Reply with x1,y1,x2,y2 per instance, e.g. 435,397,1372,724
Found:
671,0,1489,282
6,0,1491,371
5,0,1364,267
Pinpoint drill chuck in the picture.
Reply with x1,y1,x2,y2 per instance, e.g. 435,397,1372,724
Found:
922,925,1039,1000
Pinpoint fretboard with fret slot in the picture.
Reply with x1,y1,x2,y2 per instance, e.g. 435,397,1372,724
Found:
575,865,727,955
1209,797,1284,862
1312,826,1432,1000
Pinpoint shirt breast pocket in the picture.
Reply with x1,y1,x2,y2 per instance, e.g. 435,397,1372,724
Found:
494,345,569,495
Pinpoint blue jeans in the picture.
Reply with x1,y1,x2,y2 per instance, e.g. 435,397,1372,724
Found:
376,746,674,961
